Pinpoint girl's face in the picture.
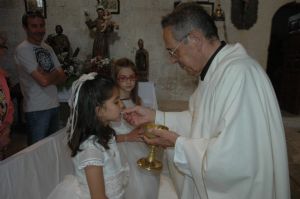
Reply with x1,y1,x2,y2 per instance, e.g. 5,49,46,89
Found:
117,67,137,95
97,87,124,125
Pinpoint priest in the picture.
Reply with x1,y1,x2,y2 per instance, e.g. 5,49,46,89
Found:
123,2,290,199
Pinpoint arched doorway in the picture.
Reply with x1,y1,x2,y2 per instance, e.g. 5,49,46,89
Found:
266,1,300,114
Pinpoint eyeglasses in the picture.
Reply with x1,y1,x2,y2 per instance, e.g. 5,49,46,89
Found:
117,75,137,82
167,33,189,58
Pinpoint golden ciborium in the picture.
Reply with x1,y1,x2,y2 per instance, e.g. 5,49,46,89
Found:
137,123,169,171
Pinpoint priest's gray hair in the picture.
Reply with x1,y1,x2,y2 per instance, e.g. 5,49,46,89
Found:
161,2,219,42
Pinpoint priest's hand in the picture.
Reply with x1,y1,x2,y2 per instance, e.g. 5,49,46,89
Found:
122,105,155,126
143,128,179,148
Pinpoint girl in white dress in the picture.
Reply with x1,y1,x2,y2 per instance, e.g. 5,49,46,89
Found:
111,58,160,199
47,73,129,199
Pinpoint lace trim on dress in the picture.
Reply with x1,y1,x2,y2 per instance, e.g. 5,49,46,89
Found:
78,159,104,170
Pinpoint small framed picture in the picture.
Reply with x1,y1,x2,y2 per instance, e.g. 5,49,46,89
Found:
24,0,47,18
102,0,120,14
174,1,214,16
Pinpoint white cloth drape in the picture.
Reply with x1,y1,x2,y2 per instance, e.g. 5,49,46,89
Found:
0,129,74,199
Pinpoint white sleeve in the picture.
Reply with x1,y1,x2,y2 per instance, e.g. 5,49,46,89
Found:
15,45,38,74
174,136,211,198
76,147,105,169
76,139,107,170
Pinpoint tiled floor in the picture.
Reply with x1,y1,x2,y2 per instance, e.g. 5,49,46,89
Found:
2,100,300,198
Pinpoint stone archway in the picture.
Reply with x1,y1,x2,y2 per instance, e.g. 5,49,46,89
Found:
266,1,300,114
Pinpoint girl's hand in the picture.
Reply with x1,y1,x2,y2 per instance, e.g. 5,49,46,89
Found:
126,126,144,142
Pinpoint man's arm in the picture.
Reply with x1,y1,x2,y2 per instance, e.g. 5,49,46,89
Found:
31,67,66,87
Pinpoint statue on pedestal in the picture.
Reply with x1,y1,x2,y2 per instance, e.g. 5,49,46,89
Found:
135,39,149,81
46,25,72,63
84,5,118,58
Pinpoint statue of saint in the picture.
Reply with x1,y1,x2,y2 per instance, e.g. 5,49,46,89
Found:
84,6,118,58
135,39,149,81
45,25,72,63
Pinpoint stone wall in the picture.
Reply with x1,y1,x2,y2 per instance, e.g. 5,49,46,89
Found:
0,0,293,101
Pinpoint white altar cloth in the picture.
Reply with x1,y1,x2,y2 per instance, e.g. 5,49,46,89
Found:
0,128,178,199
0,128,74,199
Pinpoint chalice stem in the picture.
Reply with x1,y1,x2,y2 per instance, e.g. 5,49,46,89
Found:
137,123,168,171
147,145,157,163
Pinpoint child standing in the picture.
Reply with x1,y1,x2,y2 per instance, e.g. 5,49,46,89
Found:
112,58,160,199
48,72,129,199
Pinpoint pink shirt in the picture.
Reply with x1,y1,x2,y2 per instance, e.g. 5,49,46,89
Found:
0,69,14,132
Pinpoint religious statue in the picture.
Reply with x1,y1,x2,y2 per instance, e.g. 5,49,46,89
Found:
84,5,118,58
213,0,225,21
135,39,149,82
45,25,72,63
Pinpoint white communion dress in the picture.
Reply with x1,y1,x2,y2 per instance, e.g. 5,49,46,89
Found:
111,99,160,199
47,135,129,199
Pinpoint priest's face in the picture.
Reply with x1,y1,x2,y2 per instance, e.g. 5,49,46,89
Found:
163,26,204,76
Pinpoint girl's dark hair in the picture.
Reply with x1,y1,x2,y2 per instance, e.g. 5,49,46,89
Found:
68,75,116,157
112,58,141,105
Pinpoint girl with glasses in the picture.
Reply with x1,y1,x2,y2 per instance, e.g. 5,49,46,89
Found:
112,58,160,199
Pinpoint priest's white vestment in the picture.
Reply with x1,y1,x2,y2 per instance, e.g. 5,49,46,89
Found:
156,43,290,199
